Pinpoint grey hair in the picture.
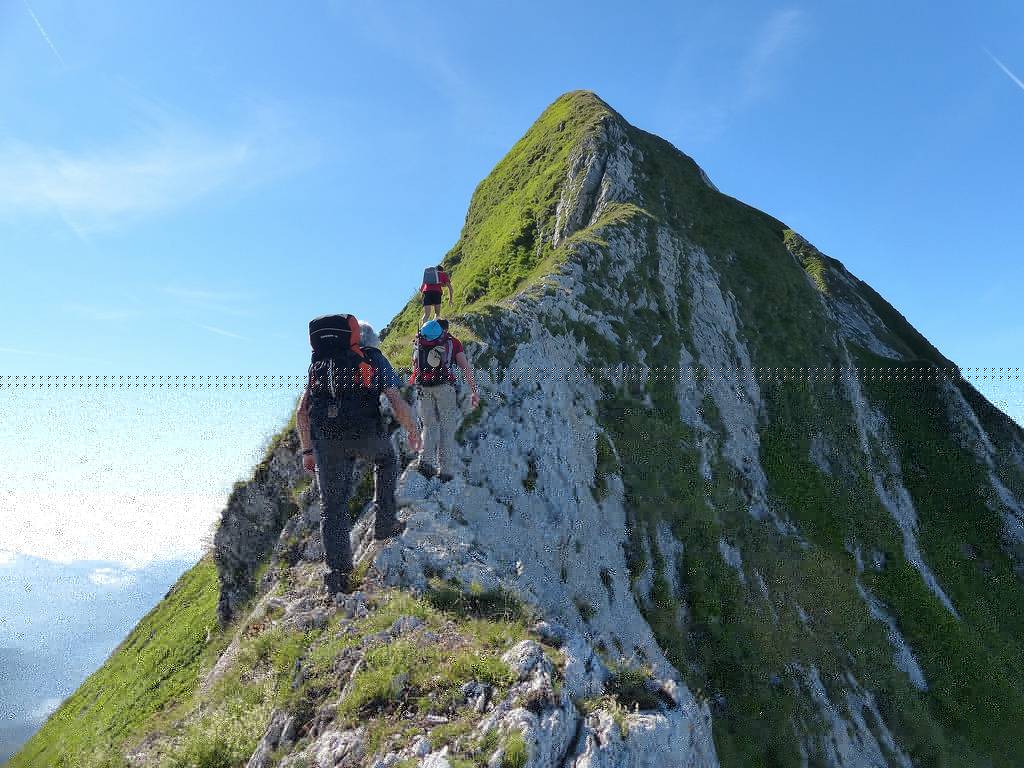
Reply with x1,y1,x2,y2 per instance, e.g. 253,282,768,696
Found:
358,321,380,349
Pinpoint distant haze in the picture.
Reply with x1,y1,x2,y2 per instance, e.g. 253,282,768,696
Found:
0,555,189,761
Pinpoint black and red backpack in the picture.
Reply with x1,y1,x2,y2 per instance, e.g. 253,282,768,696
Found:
412,330,455,386
307,314,381,431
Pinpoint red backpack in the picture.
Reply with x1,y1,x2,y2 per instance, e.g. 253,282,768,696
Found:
413,332,455,386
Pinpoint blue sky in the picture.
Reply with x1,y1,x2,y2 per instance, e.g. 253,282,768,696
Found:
1,0,1023,565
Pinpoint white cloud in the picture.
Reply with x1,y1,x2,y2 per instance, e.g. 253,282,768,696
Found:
659,7,807,145
195,323,248,340
740,8,805,104
165,284,257,319
62,303,139,322
2,490,224,567
165,286,251,304
0,549,15,566
88,567,137,588
23,0,65,67
29,696,63,722
985,48,1024,94
331,1,478,114
0,136,248,221
0,110,315,233
0,345,116,366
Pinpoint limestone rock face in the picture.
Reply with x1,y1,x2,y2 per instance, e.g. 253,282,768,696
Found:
214,428,304,625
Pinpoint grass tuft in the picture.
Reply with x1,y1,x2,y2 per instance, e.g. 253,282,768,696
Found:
501,731,528,768
426,577,529,624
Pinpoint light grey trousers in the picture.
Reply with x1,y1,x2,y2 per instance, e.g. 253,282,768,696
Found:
417,384,459,475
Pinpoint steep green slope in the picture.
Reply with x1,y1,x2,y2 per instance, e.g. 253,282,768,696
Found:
7,557,226,768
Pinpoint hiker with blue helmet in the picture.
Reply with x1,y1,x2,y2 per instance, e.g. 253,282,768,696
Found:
296,314,421,598
408,319,479,482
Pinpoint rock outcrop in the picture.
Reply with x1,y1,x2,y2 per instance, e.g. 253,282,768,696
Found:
213,426,304,625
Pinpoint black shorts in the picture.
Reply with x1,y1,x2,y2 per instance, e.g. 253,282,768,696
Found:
422,290,442,306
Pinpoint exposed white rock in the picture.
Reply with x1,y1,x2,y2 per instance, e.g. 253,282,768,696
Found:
841,352,960,618
476,640,581,768
676,243,771,523
753,569,780,624
357,267,717,765
568,701,717,768
797,666,912,768
855,580,928,691
809,433,835,476
559,628,608,701
789,238,902,360
246,710,297,768
633,520,685,613
554,115,635,248
717,538,746,585
411,736,432,758
941,380,1024,549
279,727,366,768
420,752,452,768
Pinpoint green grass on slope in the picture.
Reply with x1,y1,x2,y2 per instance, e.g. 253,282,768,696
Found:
379,90,614,362
855,350,1024,766
782,228,829,294
758,376,994,768
157,584,530,768
628,128,839,372
7,556,227,768
755,345,1024,767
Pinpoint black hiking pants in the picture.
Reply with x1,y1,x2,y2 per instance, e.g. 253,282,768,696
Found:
312,429,398,575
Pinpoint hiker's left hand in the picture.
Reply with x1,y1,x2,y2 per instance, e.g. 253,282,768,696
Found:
406,430,422,453
470,392,480,409
302,453,316,474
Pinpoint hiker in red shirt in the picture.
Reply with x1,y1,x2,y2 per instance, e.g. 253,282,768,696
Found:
420,265,453,323
408,319,479,482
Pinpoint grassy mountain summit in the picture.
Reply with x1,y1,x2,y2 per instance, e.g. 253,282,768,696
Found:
11,91,1024,768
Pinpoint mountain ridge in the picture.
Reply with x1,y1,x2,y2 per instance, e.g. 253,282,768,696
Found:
10,90,1024,768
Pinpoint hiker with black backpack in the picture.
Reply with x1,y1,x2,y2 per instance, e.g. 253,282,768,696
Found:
296,314,421,597
408,319,479,482
420,264,452,323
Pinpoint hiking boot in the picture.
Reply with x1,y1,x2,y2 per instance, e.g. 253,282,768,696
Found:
439,472,454,484
323,569,351,597
374,519,406,540
412,460,437,479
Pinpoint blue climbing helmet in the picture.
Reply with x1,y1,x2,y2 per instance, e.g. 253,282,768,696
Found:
414,319,454,386
420,319,443,341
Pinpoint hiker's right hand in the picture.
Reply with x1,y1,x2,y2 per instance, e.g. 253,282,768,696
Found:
302,453,316,474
